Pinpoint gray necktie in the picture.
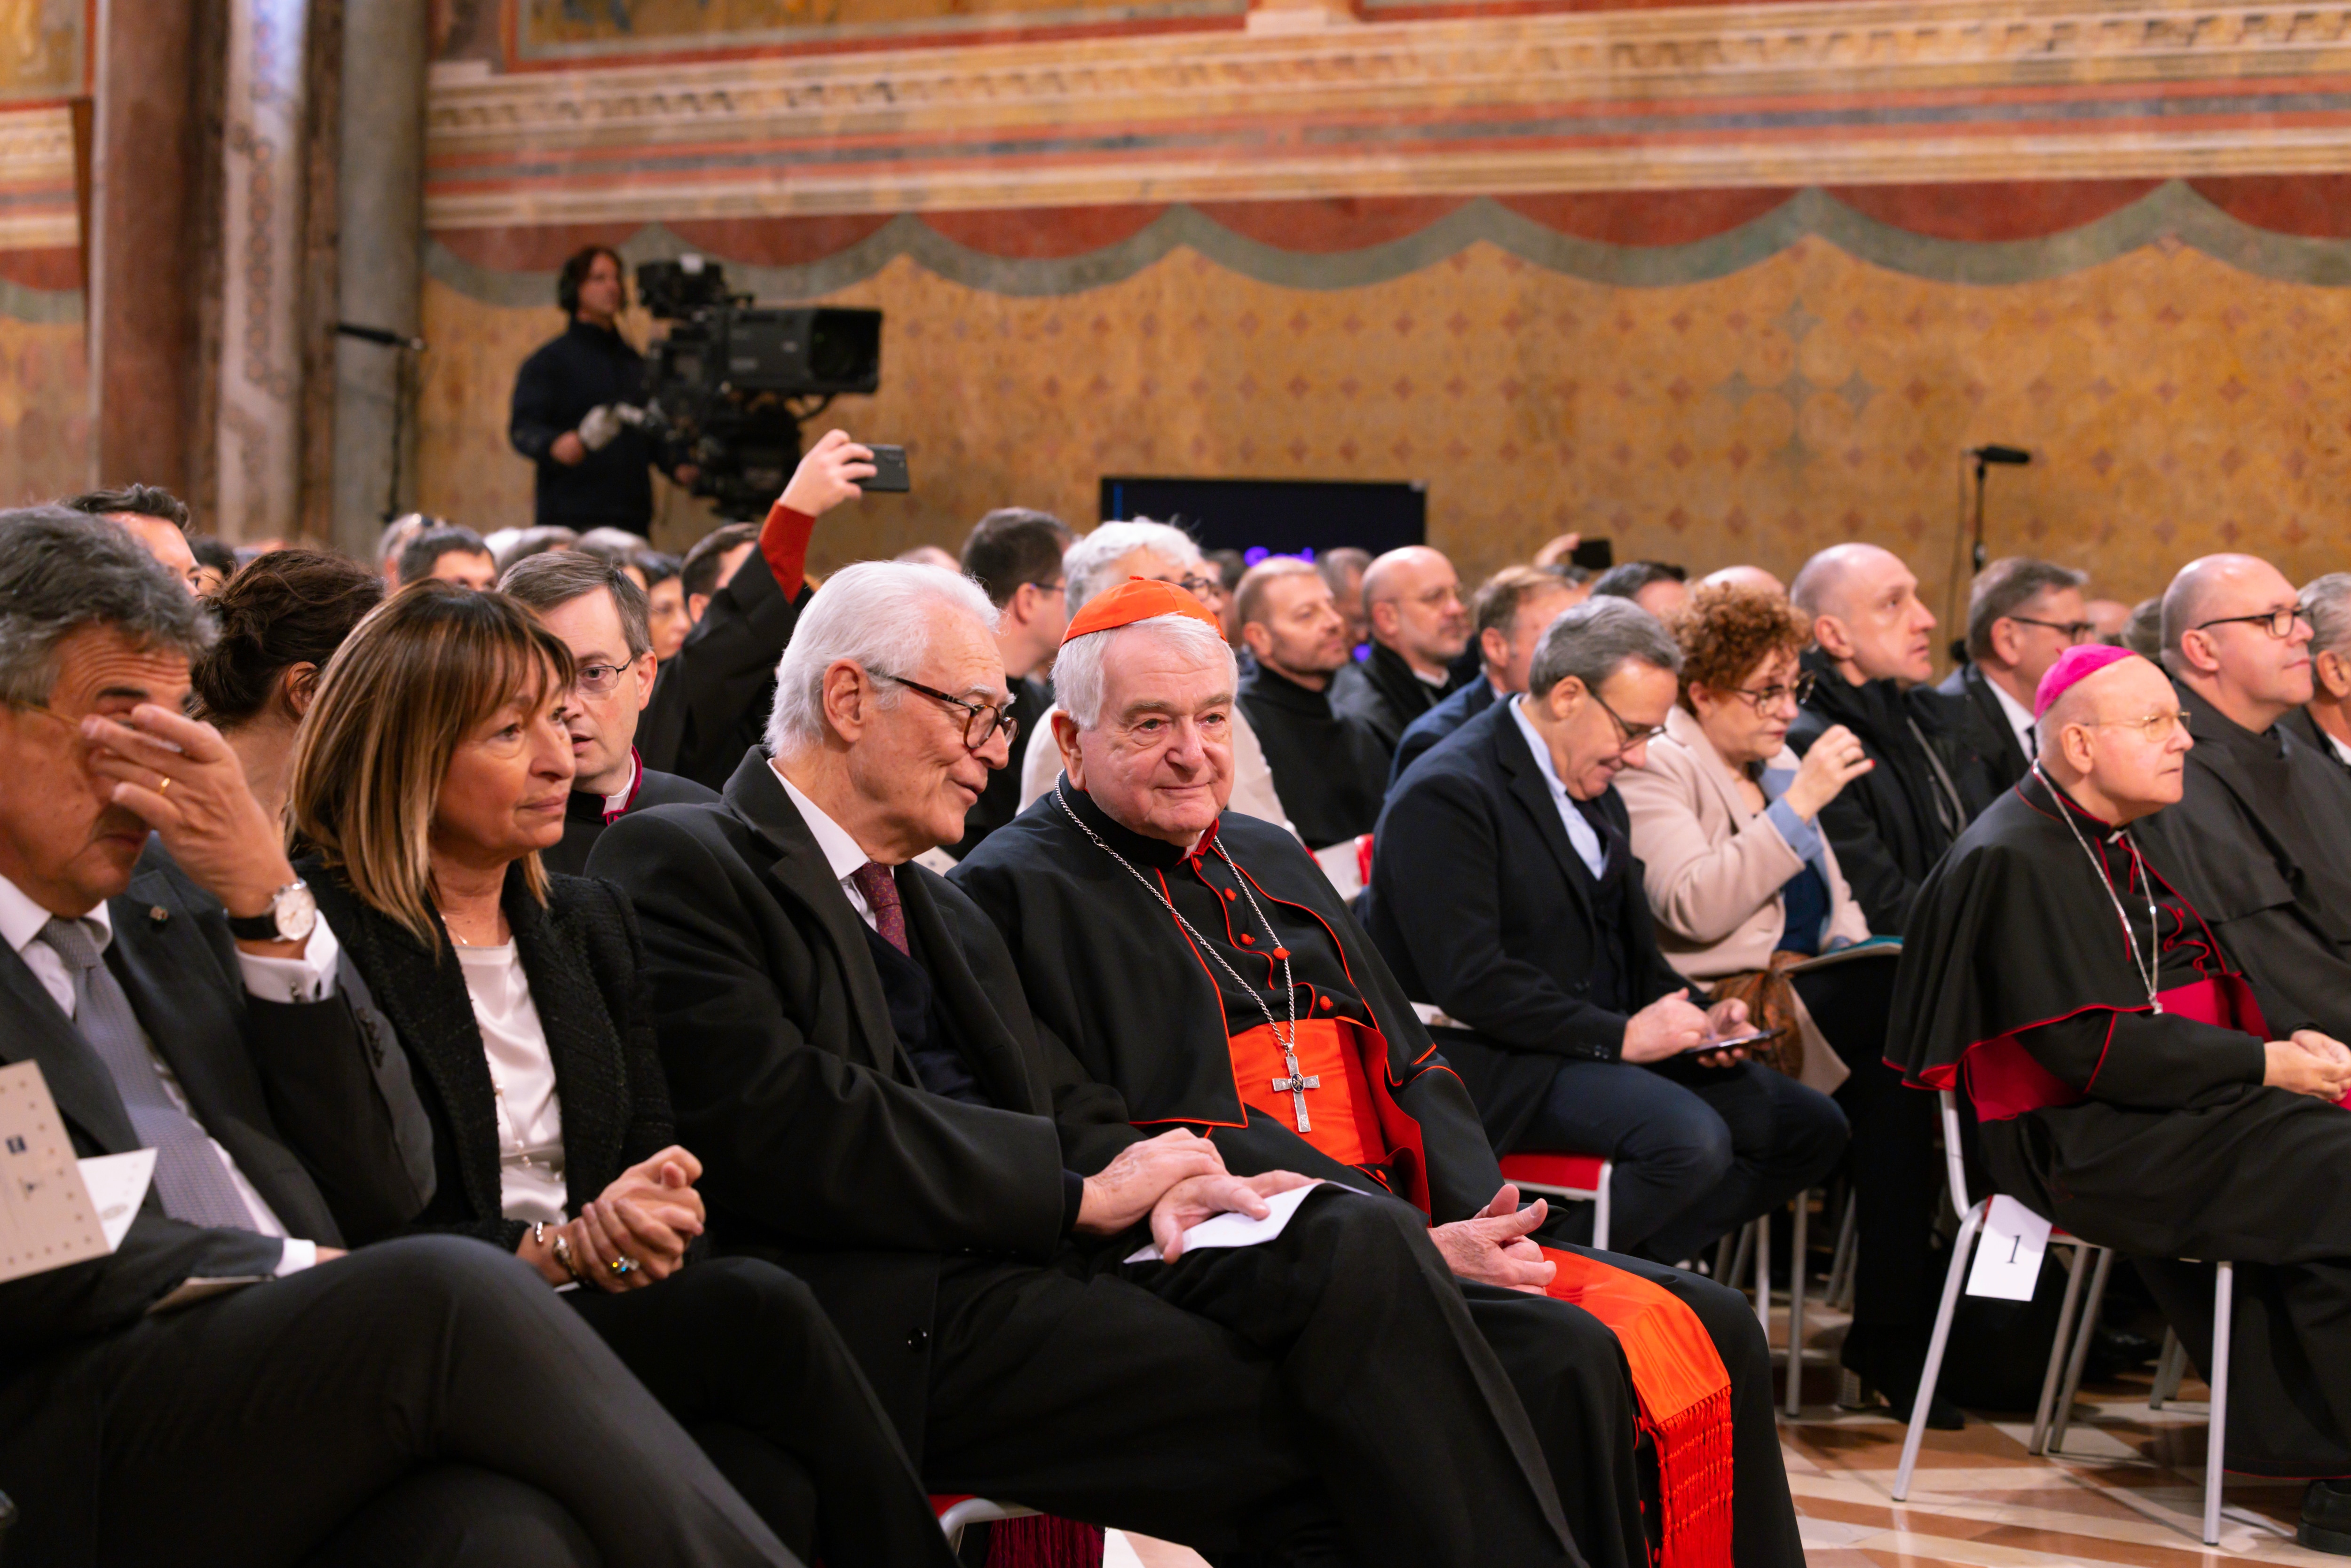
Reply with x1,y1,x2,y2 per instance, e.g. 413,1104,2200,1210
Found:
39,916,255,1231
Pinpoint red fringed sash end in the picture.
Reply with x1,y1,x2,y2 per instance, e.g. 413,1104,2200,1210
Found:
986,1514,1106,1568
1540,1246,1737,1568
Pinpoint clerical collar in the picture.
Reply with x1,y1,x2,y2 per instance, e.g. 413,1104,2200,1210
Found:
2023,767,2126,843
1056,778,1218,872
599,750,643,823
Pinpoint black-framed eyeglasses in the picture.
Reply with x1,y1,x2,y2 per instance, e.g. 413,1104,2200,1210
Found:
1591,689,1667,751
1029,579,1066,597
1729,671,1817,710
871,670,1019,751
2007,615,2097,645
2193,607,2310,640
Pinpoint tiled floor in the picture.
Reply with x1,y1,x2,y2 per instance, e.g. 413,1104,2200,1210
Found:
1111,1304,2339,1567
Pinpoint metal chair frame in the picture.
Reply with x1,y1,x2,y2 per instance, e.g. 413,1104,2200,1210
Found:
1893,1091,2236,1547
1499,1154,1615,1253
938,1497,1041,1551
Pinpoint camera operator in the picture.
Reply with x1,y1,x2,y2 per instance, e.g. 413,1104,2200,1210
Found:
509,245,696,536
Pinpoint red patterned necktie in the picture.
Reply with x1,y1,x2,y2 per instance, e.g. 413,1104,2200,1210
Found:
849,861,909,955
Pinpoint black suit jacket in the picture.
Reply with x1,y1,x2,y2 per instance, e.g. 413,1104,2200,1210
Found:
2283,705,2351,783
1937,662,2031,795
0,861,368,1555
1389,675,1497,790
1332,640,1459,761
638,545,813,791
294,861,672,1253
585,752,1139,1456
1365,701,1694,1152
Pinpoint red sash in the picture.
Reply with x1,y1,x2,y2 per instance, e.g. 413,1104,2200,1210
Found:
1543,1250,1737,1568
1952,976,2271,1121
1226,1020,1737,1567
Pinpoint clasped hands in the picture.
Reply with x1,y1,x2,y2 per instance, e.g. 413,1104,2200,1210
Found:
521,1146,707,1292
2265,1031,2351,1101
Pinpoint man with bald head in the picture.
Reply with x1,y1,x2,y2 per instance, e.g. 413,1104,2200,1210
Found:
1786,543,1985,932
1893,645,2351,1537
2129,553,2351,1045
1699,564,1785,597
1332,544,1472,762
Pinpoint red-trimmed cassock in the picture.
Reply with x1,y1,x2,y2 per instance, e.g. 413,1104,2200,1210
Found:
954,782,1805,1568
1891,769,2351,1475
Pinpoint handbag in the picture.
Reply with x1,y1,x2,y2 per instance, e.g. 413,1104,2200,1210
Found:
1704,951,1805,1080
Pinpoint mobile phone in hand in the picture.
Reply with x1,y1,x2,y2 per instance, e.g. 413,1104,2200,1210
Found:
862,444,910,493
1683,1028,1775,1056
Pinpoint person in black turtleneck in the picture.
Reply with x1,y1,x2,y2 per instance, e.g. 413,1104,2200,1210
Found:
508,246,693,535
1232,556,1390,850
498,551,715,875
1331,545,1472,764
1785,544,1988,934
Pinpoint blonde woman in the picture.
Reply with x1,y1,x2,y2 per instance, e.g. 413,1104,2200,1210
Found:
282,582,957,1568
1617,582,1953,1428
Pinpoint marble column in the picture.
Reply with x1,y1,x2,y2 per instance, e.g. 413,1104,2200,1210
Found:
327,0,426,556
87,0,203,495
214,0,309,543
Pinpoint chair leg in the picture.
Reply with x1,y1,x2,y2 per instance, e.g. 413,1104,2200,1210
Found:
2047,1248,2113,1456
1729,1221,1755,1296
2029,1243,2097,1455
2150,1327,2185,1410
1786,1191,1809,1416
2204,1262,2233,1547
1895,1200,1986,1502
1827,1188,1859,1311
1714,1231,1736,1282
1592,1167,1611,1255
1753,1210,1771,1331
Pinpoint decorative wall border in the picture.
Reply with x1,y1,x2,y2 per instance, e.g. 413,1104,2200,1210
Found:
426,0,2351,224
420,180,2351,307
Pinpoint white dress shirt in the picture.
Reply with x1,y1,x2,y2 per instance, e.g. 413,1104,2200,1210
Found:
777,766,883,933
0,870,338,1273
2326,726,2351,772
1985,672,2037,761
1509,695,1609,880
456,940,570,1226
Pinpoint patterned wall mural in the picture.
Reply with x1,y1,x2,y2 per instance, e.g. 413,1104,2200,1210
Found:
413,185,2351,609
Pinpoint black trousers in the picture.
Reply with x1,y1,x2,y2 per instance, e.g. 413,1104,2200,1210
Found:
4,1236,792,1568
920,1185,1582,1568
567,1257,957,1568
1798,963,1940,1339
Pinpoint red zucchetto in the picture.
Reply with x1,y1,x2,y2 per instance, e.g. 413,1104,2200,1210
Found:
1059,576,1221,645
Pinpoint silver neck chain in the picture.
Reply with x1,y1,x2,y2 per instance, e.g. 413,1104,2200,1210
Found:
2033,763,2162,1014
1053,784,1317,1130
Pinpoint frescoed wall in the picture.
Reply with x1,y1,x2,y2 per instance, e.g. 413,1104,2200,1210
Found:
415,184,2351,605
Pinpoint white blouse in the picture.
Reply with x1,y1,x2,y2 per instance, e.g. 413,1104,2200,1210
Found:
454,941,569,1225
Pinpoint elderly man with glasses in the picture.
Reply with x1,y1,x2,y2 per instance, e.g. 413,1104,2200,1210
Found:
2132,552,2351,1047
1364,596,1848,1269
1939,558,2095,793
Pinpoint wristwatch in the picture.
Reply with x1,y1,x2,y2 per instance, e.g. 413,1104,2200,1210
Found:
226,880,318,945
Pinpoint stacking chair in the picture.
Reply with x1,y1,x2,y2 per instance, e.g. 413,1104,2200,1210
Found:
1892,1090,2239,1547
1497,1152,1614,1252
933,1496,1040,1552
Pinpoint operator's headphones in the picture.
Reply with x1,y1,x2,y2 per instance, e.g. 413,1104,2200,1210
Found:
558,246,622,315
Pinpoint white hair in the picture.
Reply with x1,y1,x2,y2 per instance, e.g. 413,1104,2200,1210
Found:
1054,614,1237,730
766,561,999,753
1062,520,1200,616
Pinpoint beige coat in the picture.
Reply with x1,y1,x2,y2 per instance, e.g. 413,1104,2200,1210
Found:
1615,705,1870,1094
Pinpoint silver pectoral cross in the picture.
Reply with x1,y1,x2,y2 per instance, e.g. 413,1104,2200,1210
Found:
1271,1068,1320,1133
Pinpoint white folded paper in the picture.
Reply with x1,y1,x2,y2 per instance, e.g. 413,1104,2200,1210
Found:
78,1148,156,1253
1126,1180,1327,1266
0,1060,110,1284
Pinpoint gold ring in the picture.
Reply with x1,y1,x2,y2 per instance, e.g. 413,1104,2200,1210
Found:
156,777,172,795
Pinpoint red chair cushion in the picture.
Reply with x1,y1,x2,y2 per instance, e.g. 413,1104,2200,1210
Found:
1499,1151,1608,1192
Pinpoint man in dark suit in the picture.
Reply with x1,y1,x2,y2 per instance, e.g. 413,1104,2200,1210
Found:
590,561,1587,1568
0,509,797,1568
639,430,875,790
1391,566,1583,790
1368,598,1846,1265
2292,572,2351,780
1936,558,2093,796
499,550,716,875
1786,544,1985,933
1332,545,1472,762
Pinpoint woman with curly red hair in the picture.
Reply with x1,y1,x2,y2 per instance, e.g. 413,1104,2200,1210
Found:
1617,582,1950,1428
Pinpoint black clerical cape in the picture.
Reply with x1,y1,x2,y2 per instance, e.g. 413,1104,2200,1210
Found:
1235,665,1391,850
1893,771,2351,1474
954,786,1743,1568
